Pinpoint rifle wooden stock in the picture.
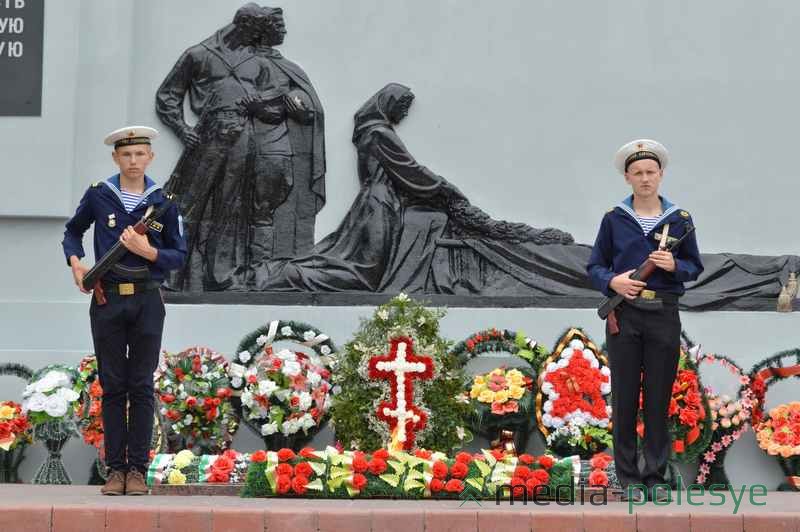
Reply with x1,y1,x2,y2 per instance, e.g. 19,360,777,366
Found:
596,226,695,320
81,196,176,296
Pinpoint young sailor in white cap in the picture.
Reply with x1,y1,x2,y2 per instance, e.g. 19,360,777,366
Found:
62,126,186,495
587,139,703,502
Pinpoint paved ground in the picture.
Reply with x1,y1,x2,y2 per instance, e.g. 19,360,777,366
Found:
0,485,797,531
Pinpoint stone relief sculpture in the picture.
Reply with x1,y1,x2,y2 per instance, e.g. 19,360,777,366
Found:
156,3,324,291
257,83,798,310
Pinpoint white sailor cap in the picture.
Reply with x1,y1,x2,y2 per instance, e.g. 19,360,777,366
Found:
104,126,159,148
614,139,668,174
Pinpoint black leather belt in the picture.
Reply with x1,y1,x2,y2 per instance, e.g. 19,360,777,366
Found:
101,281,161,296
627,289,680,310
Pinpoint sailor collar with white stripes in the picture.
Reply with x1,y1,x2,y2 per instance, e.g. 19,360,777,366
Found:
616,195,680,235
102,174,161,211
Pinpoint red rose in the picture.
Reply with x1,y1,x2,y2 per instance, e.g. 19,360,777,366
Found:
537,455,555,469
518,454,534,465
251,450,267,463
372,449,390,461
205,408,218,421
532,469,549,484
276,474,292,494
277,448,296,462
490,449,505,461
679,408,699,427
174,368,185,381
445,479,464,493
430,478,444,492
352,455,369,473
247,374,258,384
166,410,180,421
292,474,309,495
213,455,235,474
216,388,231,399
455,452,473,464
294,462,313,478
589,453,612,470
450,462,468,479
414,449,432,459
276,463,294,477
161,394,175,404
352,473,367,491
299,447,318,459
588,470,609,487
510,476,526,488
525,477,545,496
368,458,387,475
208,469,229,483
513,466,531,479
185,396,198,408
432,460,448,480
290,396,300,408
272,358,283,370
223,449,238,461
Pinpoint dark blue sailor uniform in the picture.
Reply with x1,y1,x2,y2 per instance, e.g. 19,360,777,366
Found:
62,174,186,474
587,196,703,493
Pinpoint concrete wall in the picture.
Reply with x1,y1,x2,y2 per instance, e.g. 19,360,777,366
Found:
0,0,798,487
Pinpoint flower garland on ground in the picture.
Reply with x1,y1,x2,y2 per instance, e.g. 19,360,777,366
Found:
640,348,712,463
330,294,471,452
536,328,612,459
747,347,800,491
75,355,104,454
686,343,755,487
241,446,576,499
233,321,337,449
147,448,251,486
155,347,237,453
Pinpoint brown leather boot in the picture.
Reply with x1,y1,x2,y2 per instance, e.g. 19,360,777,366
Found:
125,469,149,495
101,469,126,496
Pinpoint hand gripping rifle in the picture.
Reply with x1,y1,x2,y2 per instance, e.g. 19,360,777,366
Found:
598,225,695,334
81,194,177,305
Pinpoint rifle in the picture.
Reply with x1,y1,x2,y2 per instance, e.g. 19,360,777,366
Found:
598,225,695,334
82,194,177,305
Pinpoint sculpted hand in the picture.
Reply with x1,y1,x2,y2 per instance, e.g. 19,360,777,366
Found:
120,226,158,262
610,269,647,300
70,258,91,294
181,127,201,149
649,250,676,272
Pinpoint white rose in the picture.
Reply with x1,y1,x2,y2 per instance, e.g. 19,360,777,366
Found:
546,362,558,373
543,400,553,413
298,392,312,411
307,372,321,386
600,367,611,376
238,351,252,364
274,389,290,402
184,414,193,425
541,381,553,395
260,422,278,436
44,395,68,418
231,377,243,389
320,345,331,356
301,414,315,429
258,379,278,397
542,413,553,426
24,392,48,413
280,326,294,336
56,387,79,403
240,390,253,407
277,349,296,361
256,335,268,346
282,360,301,377
600,383,611,395
303,330,316,341
332,385,341,395
569,340,584,350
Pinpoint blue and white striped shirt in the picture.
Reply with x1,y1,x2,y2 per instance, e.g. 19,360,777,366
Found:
636,215,660,235
120,190,144,213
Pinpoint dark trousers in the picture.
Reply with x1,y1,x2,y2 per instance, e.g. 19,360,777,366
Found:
606,301,681,490
90,289,165,473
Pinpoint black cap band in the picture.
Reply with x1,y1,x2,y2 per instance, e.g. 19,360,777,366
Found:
624,151,661,171
114,137,151,149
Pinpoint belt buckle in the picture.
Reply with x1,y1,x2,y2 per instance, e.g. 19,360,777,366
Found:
118,283,135,296
640,289,656,300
